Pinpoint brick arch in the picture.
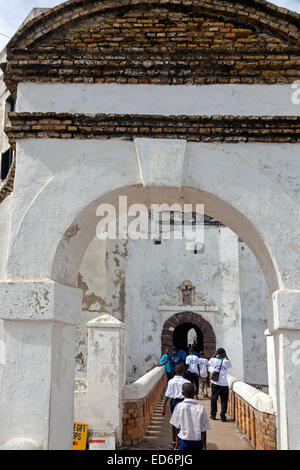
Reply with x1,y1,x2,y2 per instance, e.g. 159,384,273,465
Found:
161,312,216,359
4,0,300,96
7,0,300,50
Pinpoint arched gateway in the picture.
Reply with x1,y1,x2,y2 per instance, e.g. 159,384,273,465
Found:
0,0,300,451
161,312,216,358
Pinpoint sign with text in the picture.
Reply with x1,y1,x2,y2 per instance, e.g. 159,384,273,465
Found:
89,430,115,450
73,422,88,450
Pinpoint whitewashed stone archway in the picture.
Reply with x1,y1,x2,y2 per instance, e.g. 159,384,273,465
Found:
1,137,300,449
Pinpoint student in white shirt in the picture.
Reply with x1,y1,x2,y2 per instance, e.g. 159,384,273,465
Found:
209,348,232,422
162,363,191,448
185,346,201,398
198,351,209,398
170,382,211,451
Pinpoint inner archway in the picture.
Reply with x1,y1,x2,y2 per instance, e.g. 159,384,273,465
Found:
173,323,203,353
161,312,216,359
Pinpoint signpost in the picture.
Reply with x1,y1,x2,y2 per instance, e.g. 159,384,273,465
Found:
89,430,116,450
73,422,88,450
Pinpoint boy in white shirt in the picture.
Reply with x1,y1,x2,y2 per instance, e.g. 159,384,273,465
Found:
170,383,211,451
162,363,191,448
209,348,232,422
185,347,201,398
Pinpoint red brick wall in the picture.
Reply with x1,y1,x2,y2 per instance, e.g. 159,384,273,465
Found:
228,388,277,450
7,113,300,146
4,0,300,96
122,372,167,446
161,311,216,359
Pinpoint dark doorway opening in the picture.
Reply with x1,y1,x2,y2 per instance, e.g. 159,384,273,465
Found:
173,322,203,354
161,312,216,359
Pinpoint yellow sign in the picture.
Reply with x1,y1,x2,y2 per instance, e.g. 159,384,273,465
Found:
73,422,88,451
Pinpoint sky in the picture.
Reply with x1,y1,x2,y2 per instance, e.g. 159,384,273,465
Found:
0,0,299,51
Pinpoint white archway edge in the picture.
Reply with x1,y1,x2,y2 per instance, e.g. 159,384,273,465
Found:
3,137,300,449
16,83,300,116
0,280,82,323
6,138,300,292
0,280,82,450
272,290,300,331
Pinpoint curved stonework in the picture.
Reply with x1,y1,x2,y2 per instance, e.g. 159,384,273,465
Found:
161,311,216,358
3,0,300,94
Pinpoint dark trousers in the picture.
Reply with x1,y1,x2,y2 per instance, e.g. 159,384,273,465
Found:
178,438,203,451
170,398,184,414
187,372,199,395
211,384,229,418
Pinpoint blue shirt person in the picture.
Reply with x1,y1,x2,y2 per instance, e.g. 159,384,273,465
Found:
159,350,173,381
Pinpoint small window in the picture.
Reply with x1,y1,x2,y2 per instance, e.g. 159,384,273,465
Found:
4,95,15,128
194,243,204,254
1,147,13,180
154,240,161,245
6,95,15,112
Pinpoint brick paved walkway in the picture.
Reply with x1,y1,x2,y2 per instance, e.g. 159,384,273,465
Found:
132,391,253,451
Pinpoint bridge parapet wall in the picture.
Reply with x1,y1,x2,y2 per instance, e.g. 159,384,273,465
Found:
227,375,277,450
122,367,167,446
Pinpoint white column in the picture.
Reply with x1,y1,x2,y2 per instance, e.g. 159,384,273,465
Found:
0,280,82,450
269,290,300,450
218,227,244,379
265,328,277,403
86,313,126,446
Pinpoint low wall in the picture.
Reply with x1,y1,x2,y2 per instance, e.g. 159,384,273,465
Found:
122,367,167,446
227,375,277,450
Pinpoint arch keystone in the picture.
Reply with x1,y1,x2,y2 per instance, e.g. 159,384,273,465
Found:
134,138,187,188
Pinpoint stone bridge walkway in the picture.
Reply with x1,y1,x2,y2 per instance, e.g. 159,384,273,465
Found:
133,391,252,451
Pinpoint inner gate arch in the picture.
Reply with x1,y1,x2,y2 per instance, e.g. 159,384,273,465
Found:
161,312,216,359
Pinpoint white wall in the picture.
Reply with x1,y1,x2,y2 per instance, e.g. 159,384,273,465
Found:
17,83,300,116
123,226,244,382
0,194,12,280
76,225,269,385
75,237,107,377
239,240,268,387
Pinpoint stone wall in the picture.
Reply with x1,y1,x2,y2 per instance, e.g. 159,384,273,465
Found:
124,226,245,382
3,0,300,95
75,224,268,384
227,376,277,450
122,368,167,446
6,113,300,145
239,240,268,387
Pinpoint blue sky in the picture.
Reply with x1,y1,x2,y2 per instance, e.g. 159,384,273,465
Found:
0,0,299,51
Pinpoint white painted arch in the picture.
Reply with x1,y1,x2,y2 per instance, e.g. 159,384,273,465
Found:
6,138,300,292
3,137,300,449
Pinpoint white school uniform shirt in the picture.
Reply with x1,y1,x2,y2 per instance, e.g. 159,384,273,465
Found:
185,355,201,375
170,398,211,441
198,358,209,378
209,358,232,386
165,375,191,399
